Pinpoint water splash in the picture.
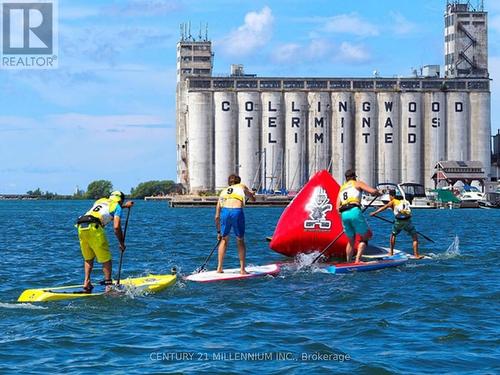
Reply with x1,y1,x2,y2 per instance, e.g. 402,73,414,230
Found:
427,235,461,260
0,302,48,310
293,252,321,270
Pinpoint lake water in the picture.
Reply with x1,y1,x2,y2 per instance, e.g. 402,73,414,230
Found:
0,200,499,374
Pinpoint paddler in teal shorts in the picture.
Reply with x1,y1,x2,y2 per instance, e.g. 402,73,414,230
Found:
337,169,381,263
215,174,256,274
370,189,423,259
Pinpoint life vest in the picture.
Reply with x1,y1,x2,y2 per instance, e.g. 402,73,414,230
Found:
85,198,120,226
219,184,246,206
339,180,361,207
393,198,412,220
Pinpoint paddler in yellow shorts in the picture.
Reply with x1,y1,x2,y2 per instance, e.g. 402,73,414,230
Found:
215,174,256,274
76,191,134,292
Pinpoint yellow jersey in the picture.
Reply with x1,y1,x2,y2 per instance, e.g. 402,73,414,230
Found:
339,180,361,207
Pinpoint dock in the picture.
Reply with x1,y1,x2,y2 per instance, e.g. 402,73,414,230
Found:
167,195,292,207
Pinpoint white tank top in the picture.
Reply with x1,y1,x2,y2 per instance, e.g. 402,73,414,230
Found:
393,199,412,219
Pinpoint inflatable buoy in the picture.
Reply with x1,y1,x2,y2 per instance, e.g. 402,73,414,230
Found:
269,170,350,258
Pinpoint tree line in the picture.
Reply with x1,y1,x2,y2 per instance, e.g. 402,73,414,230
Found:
26,180,184,200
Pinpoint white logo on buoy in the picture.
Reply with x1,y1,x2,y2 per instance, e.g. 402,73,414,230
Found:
304,187,332,229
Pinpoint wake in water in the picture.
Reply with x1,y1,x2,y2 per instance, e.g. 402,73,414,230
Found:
0,302,48,310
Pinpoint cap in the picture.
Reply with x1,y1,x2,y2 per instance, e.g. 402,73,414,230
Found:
345,169,357,179
109,191,125,202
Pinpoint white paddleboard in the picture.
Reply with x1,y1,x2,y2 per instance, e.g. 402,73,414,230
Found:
185,264,280,283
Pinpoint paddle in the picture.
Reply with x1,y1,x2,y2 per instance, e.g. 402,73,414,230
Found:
195,238,222,273
370,214,435,243
312,194,379,264
116,206,131,286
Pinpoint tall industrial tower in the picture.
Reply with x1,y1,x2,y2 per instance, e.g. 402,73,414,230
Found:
444,0,488,78
176,23,213,187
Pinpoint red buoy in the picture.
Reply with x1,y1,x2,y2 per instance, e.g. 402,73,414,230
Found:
269,170,351,258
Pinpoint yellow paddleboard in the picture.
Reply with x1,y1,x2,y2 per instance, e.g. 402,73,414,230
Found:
17,274,177,302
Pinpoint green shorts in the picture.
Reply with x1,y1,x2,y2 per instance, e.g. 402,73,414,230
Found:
77,223,111,263
392,219,417,237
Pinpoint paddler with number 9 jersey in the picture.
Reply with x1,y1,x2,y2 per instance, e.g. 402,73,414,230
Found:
76,191,134,292
337,169,381,263
370,189,423,259
215,174,256,275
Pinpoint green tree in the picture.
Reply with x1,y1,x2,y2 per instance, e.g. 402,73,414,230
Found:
130,180,176,199
27,188,43,196
85,180,113,200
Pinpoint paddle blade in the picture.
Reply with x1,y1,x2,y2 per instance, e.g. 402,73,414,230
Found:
326,266,337,274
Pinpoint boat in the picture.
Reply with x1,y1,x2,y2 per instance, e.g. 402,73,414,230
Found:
17,272,177,302
458,185,485,208
430,188,461,209
361,182,436,209
399,183,437,209
478,192,500,209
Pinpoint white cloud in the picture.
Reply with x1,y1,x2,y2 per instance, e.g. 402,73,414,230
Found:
389,11,417,35
218,6,274,57
323,13,379,37
338,42,371,63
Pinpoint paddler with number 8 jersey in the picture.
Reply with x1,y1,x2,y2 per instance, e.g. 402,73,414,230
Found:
337,169,381,263
76,191,134,292
215,174,256,275
370,189,423,259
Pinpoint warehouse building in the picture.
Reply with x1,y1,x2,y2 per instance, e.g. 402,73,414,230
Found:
176,1,491,193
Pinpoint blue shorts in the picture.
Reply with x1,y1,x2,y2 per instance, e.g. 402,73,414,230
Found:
220,208,245,238
340,207,370,240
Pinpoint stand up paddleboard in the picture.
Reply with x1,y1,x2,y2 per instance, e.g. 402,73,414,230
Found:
17,273,177,302
321,254,408,274
185,264,280,283
361,245,431,260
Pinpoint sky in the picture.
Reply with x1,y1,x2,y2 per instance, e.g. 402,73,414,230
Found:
0,0,499,194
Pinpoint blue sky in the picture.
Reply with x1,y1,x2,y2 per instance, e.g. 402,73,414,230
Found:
1,0,499,194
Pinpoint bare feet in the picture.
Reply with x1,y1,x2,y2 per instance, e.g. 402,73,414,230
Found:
240,269,249,275
216,269,224,273
414,255,425,260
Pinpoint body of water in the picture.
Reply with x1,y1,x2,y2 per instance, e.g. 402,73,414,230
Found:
0,200,499,374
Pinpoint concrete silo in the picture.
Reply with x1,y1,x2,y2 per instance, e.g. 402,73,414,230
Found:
284,92,308,191
423,92,446,188
447,92,470,161
187,92,214,192
377,92,400,184
261,92,284,192
307,92,331,176
470,92,491,179
331,92,354,183
354,92,377,186
238,92,262,190
214,92,237,190
400,92,423,183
